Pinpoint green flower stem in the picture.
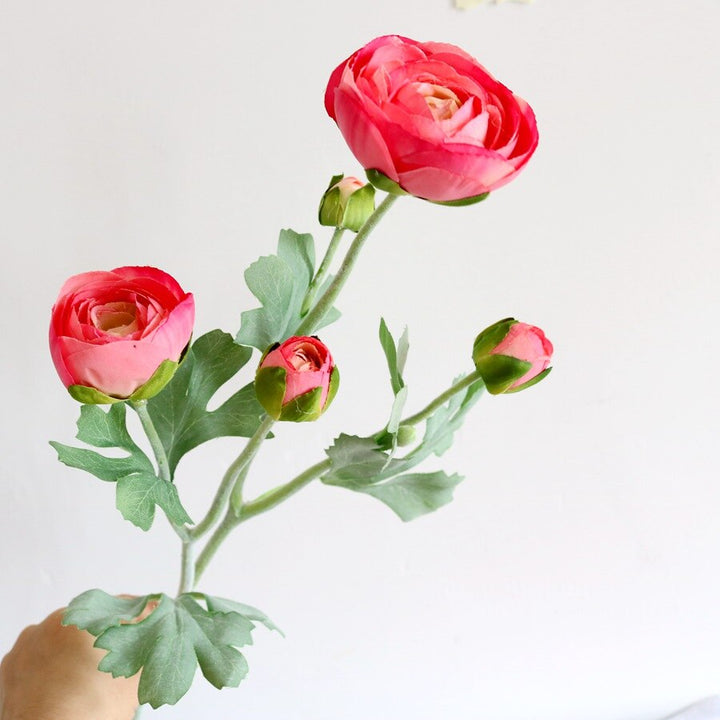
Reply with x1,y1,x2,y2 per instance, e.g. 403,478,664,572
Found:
301,227,345,317
131,400,189,543
178,540,195,595
401,370,485,427
194,508,237,584
193,373,485,581
193,196,400,582
194,459,331,583
188,415,275,541
295,194,399,335
238,458,331,522
131,400,171,483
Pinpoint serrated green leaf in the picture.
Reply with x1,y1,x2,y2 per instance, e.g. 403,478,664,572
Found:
62,590,153,636
204,595,284,636
64,590,277,708
357,471,463,521
50,404,154,482
145,330,267,479
236,229,340,350
116,473,193,531
323,378,485,519
49,442,150,482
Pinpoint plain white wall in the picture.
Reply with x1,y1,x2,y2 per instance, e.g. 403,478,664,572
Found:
2,1,719,718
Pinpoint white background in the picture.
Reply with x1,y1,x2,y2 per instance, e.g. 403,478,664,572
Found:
1,1,719,718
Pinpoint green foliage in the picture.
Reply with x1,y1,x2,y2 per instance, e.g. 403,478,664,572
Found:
50,404,193,530
322,376,484,520
236,228,340,350
50,404,154,482
116,474,193,531
378,317,408,396
145,330,268,479
63,589,280,709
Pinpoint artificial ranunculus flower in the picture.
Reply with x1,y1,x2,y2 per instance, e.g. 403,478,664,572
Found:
472,318,552,394
49,266,195,403
255,336,339,422
325,35,538,204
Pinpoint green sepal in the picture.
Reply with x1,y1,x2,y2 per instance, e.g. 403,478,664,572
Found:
432,192,490,207
365,169,409,196
67,385,121,405
128,359,180,401
254,366,287,419
278,385,323,422
474,354,532,395
504,366,552,393
342,183,375,232
472,318,516,363
325,365,340,409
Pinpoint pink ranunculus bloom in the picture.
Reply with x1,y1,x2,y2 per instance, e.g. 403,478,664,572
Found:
49,266,195,401
472,318,552,394
255,336,339,422
325,35,539,204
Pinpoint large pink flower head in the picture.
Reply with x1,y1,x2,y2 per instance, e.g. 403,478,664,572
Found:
325,35,538,204
472,318,553,394
49,266,195,403
255,336,339,422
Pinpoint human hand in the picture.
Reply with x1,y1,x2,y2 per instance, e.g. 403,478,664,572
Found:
0,606,140,720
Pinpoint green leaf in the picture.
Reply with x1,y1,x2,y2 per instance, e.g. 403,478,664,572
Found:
378,318,407,395
64,589,279,709
236,228,340,349
116,473,193,531
50,404,154,482
322,378,485,519
357,471,463,522
145,330,267,479
387,386,409,436
62,590,154,636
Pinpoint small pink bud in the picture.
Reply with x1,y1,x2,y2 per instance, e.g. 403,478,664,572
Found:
255,336,339,421
472,318,553,394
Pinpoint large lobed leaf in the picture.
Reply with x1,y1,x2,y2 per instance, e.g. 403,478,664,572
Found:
63,589,280,709
145,330,269,479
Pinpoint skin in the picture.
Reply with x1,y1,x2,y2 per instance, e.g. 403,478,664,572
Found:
0,608,141,720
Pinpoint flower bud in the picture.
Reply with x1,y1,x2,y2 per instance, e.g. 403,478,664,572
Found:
472,318,553,394
255,336,339,422
318,174,375,232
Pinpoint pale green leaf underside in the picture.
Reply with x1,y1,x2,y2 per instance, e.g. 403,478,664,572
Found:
63,589,280,709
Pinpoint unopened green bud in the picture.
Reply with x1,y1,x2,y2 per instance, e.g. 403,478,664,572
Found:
396,425,416,446
318,175,376,232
